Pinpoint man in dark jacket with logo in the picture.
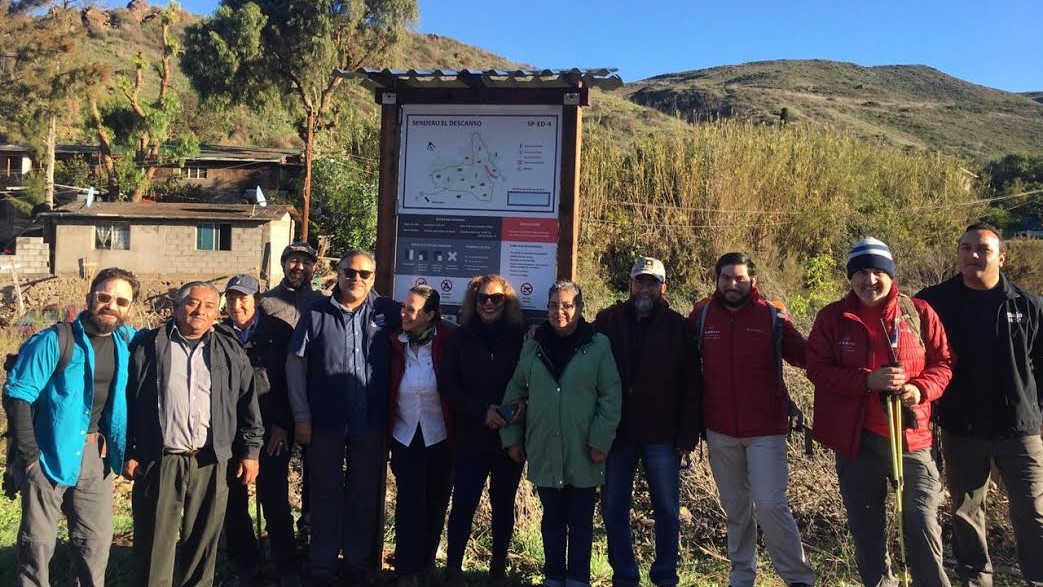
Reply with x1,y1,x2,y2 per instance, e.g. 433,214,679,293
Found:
221,274,299,587
287,251,401,587
594,256,700,587
693,252,816,587
125,281,264,586
916,223,1043,587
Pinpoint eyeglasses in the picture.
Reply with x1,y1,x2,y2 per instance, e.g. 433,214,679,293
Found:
339,268,374,279
476,293,505,305
547,302,577,313
94,291,133,308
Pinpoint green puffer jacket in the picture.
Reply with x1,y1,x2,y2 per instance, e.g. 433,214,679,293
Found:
500,322,622,489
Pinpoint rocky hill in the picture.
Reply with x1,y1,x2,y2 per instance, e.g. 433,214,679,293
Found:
620,59,1043,162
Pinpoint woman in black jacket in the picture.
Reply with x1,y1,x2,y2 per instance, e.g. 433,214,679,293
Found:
439,274,527,586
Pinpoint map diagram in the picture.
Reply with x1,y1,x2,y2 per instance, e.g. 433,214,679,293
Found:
399,106,561,216
423,132,502,203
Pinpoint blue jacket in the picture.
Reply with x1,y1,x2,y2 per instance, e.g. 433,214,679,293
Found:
3,314,133,486
290,289,401,434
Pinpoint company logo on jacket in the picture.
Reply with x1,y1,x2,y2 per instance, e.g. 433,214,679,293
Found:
704,326,722,341
1008,311,1024,324
838,337,857,353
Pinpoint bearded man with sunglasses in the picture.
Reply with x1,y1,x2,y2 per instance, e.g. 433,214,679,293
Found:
287,250,401,587
4,267,139,586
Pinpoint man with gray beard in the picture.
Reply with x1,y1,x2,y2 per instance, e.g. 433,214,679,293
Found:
594,257,701,587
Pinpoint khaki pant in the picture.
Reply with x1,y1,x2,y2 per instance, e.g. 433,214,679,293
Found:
707,431,816,587
943,431,1043,587
836,431,950,587
17,436,113,587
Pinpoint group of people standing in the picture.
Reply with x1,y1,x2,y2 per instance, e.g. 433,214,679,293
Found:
4,222,1043,587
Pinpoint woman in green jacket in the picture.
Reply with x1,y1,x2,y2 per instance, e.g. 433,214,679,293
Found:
502,280,622,587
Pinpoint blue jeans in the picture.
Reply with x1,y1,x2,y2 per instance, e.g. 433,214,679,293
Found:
445,450,523,573
601,441,681,587
537,485,597,587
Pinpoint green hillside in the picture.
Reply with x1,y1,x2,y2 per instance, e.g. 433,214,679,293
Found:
621,59,1043,162
47,6,684,151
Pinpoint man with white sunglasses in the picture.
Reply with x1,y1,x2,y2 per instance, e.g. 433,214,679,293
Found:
4,267,140,586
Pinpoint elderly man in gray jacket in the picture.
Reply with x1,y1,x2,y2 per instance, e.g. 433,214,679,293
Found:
125,281,263,587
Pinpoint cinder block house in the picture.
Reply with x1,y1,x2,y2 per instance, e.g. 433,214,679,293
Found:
42,202,297,284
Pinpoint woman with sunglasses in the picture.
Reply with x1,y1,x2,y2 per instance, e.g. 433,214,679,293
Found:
388,285,455,587
439,275,527,586
501,280,622,587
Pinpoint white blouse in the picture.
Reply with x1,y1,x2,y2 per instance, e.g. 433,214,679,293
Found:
393,333,448,447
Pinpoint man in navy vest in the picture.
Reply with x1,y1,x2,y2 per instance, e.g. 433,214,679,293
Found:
288,250,401,587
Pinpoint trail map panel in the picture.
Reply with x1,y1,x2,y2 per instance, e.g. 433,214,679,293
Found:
398,104,561,217
394,105,563,314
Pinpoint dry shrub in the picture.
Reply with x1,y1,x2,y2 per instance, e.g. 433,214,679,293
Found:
578,119,984,315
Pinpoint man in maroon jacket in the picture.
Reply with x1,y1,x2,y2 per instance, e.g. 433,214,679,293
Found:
595,256,701,587
693,252,815,587
807,237,952,587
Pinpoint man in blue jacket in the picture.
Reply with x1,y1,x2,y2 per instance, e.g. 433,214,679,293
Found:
287,250,401,587
3,267,139,587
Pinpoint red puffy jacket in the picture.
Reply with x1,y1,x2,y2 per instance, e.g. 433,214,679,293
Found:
690,289,807,438
806,286,952,459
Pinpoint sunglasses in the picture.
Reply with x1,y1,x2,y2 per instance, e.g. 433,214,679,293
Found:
476,293,506,305
339,268,374,279
94,291,133,308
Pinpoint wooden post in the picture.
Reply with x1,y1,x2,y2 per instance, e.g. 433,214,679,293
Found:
375,100,400,296
557,100,583,280
9,263,24,318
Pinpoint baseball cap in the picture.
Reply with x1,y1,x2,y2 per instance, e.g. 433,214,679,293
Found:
280,242,318,264
630,256,666,283
225,274,259,296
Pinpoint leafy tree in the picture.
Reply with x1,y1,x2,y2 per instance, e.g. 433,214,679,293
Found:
0,2,104,206
181,0,417,239
309,156,377,252
88,1,199,201
984,153,1043,231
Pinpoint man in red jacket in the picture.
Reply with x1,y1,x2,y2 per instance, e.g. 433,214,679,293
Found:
807,237,953,587
693,252,815,587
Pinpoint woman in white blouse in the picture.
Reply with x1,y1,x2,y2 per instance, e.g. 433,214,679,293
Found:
388,285,455,587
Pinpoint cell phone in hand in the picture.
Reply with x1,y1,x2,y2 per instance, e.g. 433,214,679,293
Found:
497,403,517,422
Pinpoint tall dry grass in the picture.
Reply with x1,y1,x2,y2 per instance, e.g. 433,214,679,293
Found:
578,119,984,313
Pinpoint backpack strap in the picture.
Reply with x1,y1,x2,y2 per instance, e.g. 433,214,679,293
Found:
53,322,75,375
769,304,786,390
896,294,924,349
695,303,710,354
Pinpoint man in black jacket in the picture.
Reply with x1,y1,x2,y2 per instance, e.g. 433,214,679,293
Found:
594,257,701,587
125,281,264,587
221,274,299,587
917,223,1043,587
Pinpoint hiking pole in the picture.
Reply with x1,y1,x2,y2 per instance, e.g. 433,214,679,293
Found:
882,318,910,587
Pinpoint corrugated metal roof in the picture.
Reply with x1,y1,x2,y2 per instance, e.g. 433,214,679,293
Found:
41,201,296,222
338,68,623,91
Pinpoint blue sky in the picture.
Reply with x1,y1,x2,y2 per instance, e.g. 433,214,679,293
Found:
173,0,1043,92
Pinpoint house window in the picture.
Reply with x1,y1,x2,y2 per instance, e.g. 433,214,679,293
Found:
197,223,232,251
94,224,130,250
182,166,208,179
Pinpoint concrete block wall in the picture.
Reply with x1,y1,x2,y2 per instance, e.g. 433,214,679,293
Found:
53,220,278,280
0,236,50,275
